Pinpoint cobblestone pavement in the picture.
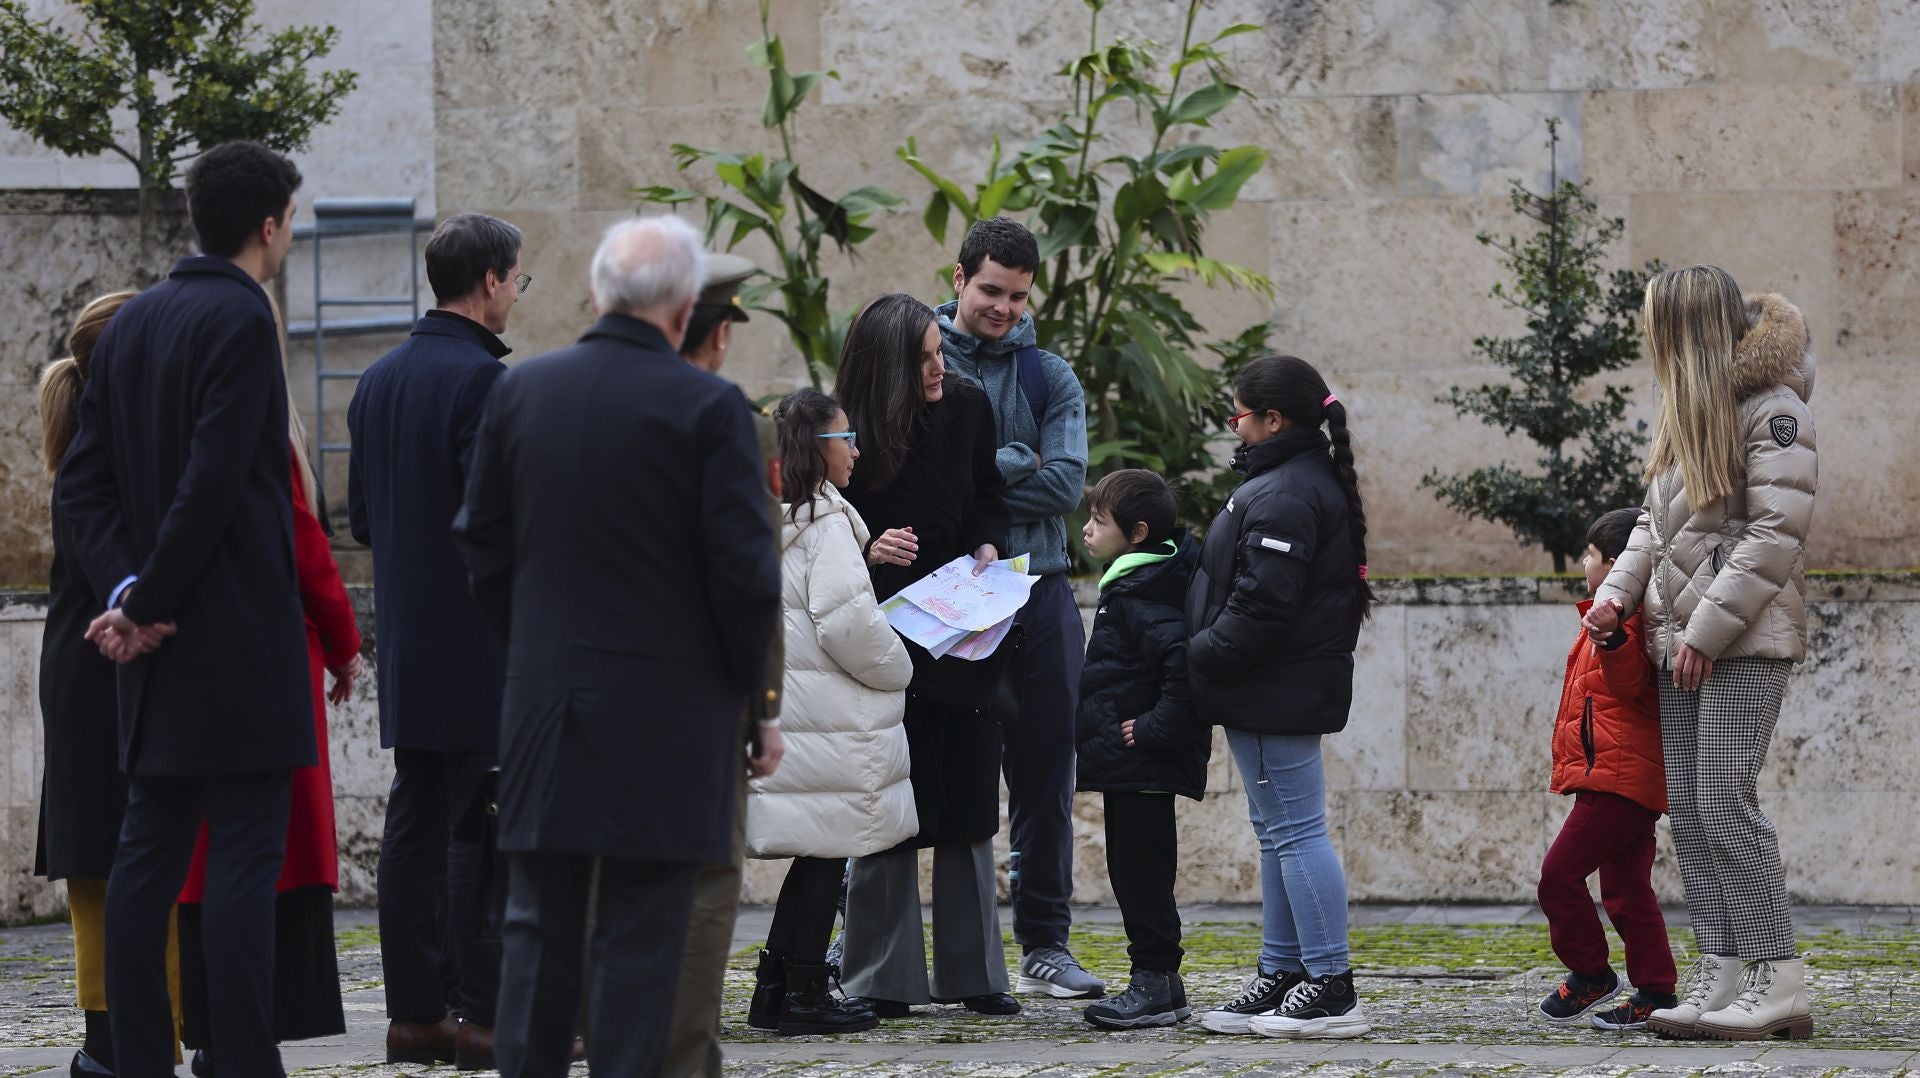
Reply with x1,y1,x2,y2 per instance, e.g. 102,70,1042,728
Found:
2,906,1914,1076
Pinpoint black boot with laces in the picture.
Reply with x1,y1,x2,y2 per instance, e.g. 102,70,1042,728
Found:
778,961,881,1035
1084,969,1190,1029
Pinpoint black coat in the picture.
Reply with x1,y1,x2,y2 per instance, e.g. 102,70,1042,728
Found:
34,500,126,880
348,311,510,753
55,256,314,777
842,382,1010,847
451,314,780,864
1185,430,1364,737
1075,533,1209,800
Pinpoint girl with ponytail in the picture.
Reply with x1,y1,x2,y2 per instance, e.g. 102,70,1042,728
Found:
1186,355,1372,1041
34,291,172,1074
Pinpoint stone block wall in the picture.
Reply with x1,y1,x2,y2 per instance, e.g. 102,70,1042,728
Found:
6,576,1916,922
427,0,1920,575
6,1,1920,583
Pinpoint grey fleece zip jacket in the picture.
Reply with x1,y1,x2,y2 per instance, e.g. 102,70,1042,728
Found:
936,301,1089,577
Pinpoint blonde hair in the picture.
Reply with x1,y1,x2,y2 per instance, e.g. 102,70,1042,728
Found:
265,292,320,512
39,291,137,476
1642,265,1747,507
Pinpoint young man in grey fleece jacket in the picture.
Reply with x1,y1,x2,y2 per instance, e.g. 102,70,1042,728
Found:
936,217,1104,1000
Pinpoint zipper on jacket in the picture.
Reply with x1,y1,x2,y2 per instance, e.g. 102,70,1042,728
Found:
1649,472,1671,667
1581,697,1596,775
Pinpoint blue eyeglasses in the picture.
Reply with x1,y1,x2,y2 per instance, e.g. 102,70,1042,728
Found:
817,431,857,449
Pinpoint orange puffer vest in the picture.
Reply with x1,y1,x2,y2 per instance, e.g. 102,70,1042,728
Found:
1552,601,1666,814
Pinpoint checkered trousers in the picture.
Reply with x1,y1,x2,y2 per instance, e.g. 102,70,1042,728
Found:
1658,656,1798,960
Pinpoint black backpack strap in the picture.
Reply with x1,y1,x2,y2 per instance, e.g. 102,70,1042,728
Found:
1015,345,1049,432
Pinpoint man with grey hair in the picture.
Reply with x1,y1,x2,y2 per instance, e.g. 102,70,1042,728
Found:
454,214,781,1078
348,211,529,1067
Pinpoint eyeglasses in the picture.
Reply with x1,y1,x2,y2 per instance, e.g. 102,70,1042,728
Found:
1227,409,1262,431
513,273,532,295
817,431,857,449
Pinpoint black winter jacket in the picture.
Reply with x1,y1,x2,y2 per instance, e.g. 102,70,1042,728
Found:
1076,534,1210,800
1186,429,1364,736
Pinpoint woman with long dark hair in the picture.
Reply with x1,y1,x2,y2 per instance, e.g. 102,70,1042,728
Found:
35,291,186,1075
1188,355,1374,1041
1585,266,1817,1041
831,292,1015,1019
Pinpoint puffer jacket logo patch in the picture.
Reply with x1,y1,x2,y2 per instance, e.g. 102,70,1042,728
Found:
1770,415,1798,447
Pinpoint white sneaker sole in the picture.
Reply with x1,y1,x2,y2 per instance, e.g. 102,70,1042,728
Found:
1199,1010,1262,1035
1016,973,1104,999
1251,1012,1372,1040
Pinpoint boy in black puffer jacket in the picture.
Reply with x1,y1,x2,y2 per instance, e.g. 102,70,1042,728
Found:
1074,469,1210,1029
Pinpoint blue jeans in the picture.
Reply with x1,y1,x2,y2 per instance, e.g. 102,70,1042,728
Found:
1226,730,1351,977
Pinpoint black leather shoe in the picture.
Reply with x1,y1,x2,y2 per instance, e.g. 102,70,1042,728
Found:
190,1049,214,1077
71,1049,113,1076
958,992,1021,1016
846,996,912,1019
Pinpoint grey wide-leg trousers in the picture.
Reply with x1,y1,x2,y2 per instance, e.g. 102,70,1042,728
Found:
839,839,1009,1004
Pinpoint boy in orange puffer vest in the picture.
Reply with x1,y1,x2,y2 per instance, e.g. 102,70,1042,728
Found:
1537,508,1678,1030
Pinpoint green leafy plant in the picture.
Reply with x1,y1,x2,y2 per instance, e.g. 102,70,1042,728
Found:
1422,120,1659,572
896,0,1274,552
636,0,901,388
0,0,357,250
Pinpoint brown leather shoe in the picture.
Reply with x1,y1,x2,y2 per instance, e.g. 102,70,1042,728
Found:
454,1021,586,1071
454,1019,494,1072
386,1014,459,1064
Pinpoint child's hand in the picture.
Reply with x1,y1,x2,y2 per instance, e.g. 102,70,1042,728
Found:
1121,719,1137,748
1583,597,1622,642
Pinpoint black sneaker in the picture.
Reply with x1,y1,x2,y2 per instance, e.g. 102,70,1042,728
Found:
1249,969,1371,1040
1084,970,1190,1030
1592,989,1678,1031
1198,967,1306,1034
1539,969,1622,1022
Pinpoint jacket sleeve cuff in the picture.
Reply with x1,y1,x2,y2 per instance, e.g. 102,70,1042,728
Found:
107,574,138,610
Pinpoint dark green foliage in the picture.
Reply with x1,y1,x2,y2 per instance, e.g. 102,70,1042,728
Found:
0,0,356,245
635,0,901,388
1422,120,1658,573
897,0,1273,563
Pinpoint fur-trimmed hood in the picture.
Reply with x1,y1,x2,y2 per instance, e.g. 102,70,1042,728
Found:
1734,292,1814,404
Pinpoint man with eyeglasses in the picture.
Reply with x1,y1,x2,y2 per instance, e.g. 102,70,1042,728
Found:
347,212,552,1069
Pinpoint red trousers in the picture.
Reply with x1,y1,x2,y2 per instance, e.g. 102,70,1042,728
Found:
1538,790,1677,994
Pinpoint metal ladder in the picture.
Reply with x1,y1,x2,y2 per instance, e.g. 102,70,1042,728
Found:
288,198,432,499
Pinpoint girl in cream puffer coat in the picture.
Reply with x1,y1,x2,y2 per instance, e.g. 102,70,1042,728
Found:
1586,268,1816,1044
747,389,915,1037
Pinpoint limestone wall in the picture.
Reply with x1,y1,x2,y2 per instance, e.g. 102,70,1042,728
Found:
5,576,1916,923
428,0,1920,574
5,1,1920,583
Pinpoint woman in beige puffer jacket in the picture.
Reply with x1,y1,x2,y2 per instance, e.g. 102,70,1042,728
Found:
747,389,916,1037
1587,267,1815,1043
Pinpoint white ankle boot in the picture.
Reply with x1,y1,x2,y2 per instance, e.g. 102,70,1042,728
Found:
1696,957,1814,1040
1647,953,1746,1038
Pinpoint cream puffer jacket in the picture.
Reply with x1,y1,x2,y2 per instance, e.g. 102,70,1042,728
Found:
746,485,917,859
1596,293,1817,665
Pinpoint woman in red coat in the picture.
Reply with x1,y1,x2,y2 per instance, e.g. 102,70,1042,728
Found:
176,425,363,1071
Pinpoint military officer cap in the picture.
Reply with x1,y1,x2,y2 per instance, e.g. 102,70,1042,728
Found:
699,252,756,322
